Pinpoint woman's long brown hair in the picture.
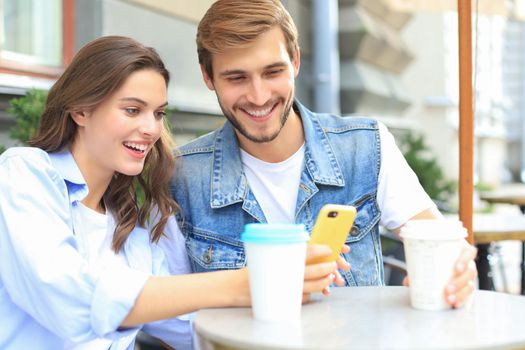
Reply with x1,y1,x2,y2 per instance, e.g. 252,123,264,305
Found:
29,36,178,252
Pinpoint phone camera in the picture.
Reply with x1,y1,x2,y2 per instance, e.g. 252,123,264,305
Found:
327,211,338,218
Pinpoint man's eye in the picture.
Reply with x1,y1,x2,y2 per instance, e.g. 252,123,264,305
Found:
266,69,284,76
227,76,245,82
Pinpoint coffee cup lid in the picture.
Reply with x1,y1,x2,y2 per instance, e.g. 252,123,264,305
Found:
400,219,467,241
241,223,309,244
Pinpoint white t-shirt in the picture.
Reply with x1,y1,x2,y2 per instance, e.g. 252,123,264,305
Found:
241,122,438,230
241,144,305,223
66,203,113,350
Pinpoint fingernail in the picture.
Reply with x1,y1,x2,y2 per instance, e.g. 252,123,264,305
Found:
329,273,336,281
447,284,456,293
447,294,457,304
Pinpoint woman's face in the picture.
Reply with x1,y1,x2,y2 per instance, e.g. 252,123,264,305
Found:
72,69,168,180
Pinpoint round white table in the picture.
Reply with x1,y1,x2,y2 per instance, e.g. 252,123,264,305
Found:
194,286,525,350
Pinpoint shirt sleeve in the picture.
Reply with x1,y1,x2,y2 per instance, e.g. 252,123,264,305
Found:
0,151,149,342
143,222,194,349
156,215,192,275
376,123,441,229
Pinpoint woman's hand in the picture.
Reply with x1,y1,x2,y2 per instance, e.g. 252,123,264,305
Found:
303,244,351,301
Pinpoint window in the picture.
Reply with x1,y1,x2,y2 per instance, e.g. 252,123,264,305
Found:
0,0,74,77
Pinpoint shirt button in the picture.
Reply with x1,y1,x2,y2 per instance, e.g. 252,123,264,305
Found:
350,226,359,236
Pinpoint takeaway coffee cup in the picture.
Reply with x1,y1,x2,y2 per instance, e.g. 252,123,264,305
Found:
241,223,309,322
400,219,467,311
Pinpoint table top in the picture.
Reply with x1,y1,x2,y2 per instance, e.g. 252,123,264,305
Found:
444,213,525,244
194,286,525,350
480,184,525,206
472,213,525,243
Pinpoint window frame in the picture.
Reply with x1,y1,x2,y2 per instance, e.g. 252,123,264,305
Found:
0,0,75,79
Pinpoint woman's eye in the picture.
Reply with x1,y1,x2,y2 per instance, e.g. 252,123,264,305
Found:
125,107,139,115
155,111,166,119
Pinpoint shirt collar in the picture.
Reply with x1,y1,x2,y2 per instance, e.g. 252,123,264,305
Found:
209,99,344,208
48,149,89,203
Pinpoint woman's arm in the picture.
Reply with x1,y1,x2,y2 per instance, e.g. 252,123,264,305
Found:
121,244,341,326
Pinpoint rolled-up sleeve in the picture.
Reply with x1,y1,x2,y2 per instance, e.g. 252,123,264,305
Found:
140,220,194,349
0,150,148,343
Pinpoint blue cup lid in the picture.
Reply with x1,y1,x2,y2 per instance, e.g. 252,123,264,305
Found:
241,223,309,244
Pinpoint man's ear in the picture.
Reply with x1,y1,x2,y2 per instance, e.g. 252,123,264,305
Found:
292,48,301,78
200,64,215,91
70,110,89,127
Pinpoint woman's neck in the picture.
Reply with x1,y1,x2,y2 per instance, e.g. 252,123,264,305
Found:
70,143,112,214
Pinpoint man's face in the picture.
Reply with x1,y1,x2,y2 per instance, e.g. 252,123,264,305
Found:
202,27,300,145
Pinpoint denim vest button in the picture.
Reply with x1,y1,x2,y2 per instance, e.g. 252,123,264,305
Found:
300,184,310,193
350,226,359,236
203,245,213,264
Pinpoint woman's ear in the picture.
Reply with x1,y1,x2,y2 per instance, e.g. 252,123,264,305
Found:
70,110,89,127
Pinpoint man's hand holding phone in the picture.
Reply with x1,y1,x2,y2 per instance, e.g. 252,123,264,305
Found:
303,204,356,298
304,244,351,298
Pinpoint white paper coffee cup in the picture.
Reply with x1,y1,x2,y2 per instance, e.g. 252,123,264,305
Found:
400,219,467,311
242,223,309,322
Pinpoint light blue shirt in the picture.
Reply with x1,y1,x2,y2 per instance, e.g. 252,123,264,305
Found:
0,147,193,350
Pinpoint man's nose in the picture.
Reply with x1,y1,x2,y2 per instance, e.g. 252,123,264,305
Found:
245,77,271,106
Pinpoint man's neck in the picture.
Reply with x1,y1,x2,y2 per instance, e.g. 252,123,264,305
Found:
238,109,304,163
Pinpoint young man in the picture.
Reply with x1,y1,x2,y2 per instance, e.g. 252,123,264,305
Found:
163,0,477,308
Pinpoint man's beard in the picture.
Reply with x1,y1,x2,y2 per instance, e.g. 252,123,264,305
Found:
217,92,294,144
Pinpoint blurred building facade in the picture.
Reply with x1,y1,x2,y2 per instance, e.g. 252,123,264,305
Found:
2,0,525,189
0,0,222,149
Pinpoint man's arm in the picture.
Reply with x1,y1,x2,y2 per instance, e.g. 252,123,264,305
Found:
391,207,442,235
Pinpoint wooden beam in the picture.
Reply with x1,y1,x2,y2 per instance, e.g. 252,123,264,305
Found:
62,0,75,66
458,0,474,244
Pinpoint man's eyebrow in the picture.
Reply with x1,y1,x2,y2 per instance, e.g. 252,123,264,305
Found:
265,62,288,70
219,69,246,77
219,62,289,77
118,97,168,108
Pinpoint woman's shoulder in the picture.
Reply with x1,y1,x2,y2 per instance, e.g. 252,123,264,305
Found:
0,147,51,167
0,147,65,191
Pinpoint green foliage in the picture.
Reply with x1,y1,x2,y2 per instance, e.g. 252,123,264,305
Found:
474,181,494,192
0,89,47,155
7,89,47,144
398,131,456,203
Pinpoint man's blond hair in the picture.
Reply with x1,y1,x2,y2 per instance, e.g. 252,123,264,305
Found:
197,0,299,78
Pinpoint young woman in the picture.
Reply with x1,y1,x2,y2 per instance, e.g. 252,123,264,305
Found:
0,36,345,350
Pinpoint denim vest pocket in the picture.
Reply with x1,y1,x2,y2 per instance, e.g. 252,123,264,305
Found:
345,193,380,243
184,226,246,272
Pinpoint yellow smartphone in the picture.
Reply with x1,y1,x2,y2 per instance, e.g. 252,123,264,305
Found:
308,204,357,263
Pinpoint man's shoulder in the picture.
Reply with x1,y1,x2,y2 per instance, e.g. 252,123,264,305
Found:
313,113,379,133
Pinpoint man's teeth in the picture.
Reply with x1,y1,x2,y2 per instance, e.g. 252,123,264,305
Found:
124,142,147,152
246,106,272,117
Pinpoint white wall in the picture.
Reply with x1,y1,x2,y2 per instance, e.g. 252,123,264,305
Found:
102,0,220,114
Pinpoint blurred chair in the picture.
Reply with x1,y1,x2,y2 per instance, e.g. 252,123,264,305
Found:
380,227,406,285
136,332,173,350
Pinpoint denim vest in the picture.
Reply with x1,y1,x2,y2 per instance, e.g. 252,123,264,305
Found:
171,101,384,286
